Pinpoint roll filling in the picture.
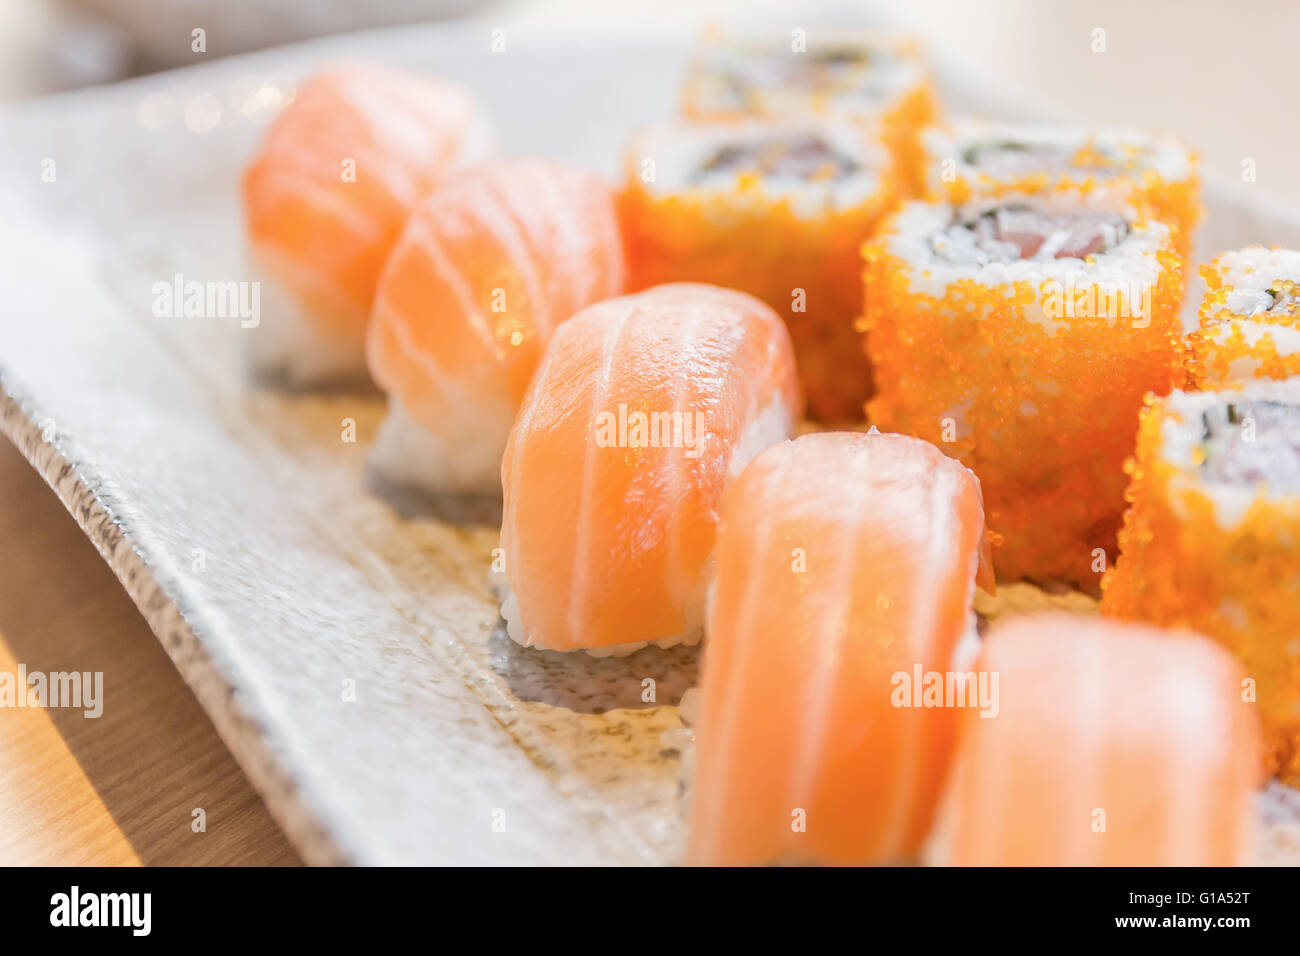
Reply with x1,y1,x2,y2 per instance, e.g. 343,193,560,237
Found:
933,203,1132,263
1199,399,1300,491
693,133,861,184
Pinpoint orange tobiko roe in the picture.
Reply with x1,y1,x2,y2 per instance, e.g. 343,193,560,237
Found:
1101,395,1300,782
875,81,939,198
861,211,1185,592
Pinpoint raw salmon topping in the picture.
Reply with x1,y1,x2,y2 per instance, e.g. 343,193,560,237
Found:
948,614,1261,866
499,283,799,653
363,158,624,493
242,65,491,336
688,431,991,866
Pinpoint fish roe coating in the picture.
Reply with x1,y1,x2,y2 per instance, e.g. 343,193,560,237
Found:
1102,392,1300,782
861,200,1185,591
876,82,938,197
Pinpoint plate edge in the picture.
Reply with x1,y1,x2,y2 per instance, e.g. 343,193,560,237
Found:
0,371,347,866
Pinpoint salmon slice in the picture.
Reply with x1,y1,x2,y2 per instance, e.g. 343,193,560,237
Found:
500,283,801,654
946,613,1262,866
242,64,492,383
689,430,993,865
366,159,625,493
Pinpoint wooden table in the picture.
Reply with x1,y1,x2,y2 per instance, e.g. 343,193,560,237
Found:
0,437,299,865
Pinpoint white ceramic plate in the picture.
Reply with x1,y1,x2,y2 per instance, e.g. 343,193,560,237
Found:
2,19,1299,865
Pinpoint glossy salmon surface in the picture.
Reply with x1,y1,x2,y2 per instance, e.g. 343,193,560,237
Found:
947,613,1262,866
689,430,992,865
500,283,800,654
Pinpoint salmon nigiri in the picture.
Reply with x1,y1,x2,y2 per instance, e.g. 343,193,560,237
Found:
242,64,492,385
688,430,993,865
500,283,801,655
366,159,625,493
945,613,1262,866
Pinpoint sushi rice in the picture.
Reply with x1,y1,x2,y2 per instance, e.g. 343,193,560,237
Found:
1189,247,1300,387
370,398,518,495
244,248,374,387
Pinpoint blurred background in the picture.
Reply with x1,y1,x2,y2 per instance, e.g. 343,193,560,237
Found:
2,0,1298,201
1,0,1296,866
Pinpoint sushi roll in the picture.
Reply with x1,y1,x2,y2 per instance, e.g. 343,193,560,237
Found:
366,159,625,494
688,430,993,866
1187,247,1300,388
242,65,493,386
682,31,936,194
862,192,1185,590
499,283,801,655
1102,380,1300,781
920,120,1201,259
945,613,1261,866
620,118,895,421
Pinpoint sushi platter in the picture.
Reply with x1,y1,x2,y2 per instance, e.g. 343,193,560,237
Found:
3,18,1300,866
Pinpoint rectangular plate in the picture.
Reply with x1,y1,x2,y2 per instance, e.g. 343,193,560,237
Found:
2,19,1299,865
